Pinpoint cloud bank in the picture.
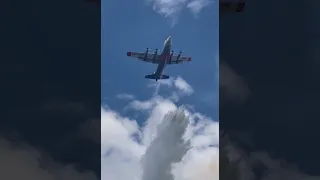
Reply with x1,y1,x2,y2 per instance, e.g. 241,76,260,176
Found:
221,133,320,180
0,138,97,180
146,0,212,25
102,77,218,180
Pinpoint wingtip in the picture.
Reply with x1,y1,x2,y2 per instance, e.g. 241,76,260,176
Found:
127,52,132,56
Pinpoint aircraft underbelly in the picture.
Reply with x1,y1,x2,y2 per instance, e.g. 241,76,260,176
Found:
155,53,169,78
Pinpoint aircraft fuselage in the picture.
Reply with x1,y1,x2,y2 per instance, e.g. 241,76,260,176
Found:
153,36,172,81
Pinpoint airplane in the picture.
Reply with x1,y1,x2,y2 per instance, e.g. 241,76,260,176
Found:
126,36,192,81
220,0,245,13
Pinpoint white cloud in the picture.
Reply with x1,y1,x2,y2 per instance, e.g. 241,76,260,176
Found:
148,76,194,100
116,93,135,101
174,76,194,95
101,108,145,180
221,134,320,180
173,149,219,180
102,78,218,180
146,0,212,25
101,108,144,156
187,0,212,15
128,98,157,111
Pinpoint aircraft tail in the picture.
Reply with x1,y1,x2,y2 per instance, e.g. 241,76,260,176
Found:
145,74,169,80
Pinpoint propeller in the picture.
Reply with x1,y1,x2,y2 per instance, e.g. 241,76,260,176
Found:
176,50,182,62
144,48,149,61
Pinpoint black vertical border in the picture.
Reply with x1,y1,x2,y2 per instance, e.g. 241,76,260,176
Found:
220,0,320,178
1,0,101,179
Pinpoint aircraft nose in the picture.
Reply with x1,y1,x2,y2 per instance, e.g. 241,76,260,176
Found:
167,36,172,44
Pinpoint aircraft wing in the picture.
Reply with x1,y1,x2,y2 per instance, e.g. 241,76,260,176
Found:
126,51,191,65
127,51,161,64
166,55,192,65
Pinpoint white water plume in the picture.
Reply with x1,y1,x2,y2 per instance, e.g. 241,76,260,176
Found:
141,107,191,180
153,81,161,96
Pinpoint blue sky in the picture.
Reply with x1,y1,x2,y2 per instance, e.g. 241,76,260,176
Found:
102,0,219,121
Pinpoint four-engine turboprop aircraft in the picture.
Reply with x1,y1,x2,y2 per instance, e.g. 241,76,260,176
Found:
126,36,192,81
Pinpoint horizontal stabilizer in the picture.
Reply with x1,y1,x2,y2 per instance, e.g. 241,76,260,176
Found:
145,74,157,79
161,75,170,79
145,74,170,80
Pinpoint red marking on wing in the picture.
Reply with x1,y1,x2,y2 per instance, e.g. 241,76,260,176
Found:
127,52,132,56
165,54,169,61
188,57,192,61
